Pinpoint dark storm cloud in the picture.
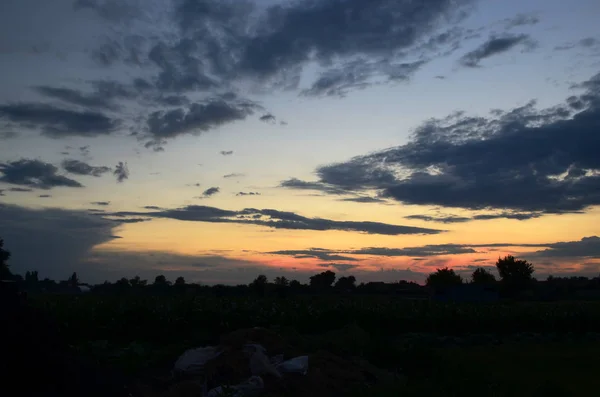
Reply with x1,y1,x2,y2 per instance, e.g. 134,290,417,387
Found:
145,99,259,147
202,187,220,197
0,159,83,189
103,204,443,236
113,162,129,183
528,236,600,259
220,151,234,156
0,203,121,280
0,103,119,138
62,159,111,177
235,0,473,84
78,0,475,98
308,71,600,216
460,34,535,67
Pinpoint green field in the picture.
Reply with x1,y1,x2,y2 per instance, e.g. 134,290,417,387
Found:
33,295,600,396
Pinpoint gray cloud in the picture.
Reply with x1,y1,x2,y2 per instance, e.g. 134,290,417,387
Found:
555,37,600,51
39,194,52,198
103,204,443,236
460,34,535,67
224,173,244,178
79,0,475,96
8,187,34,192
34,86,118,111
338,196,387,204
306,71,600,216
0,159,83,189
0,103,120,138
236,191,260,196
405,212,544,223
113,161,129,183
259,114,276,124
279,177,349,195
220,150,234,156
503,13,540,29
143,99,260,149
318,263,360,272
267,249,360,262
528,236,600,259
91,201,110,206
0,203,121,281
202,187,220,197
62,159,111,177
267,236,600,261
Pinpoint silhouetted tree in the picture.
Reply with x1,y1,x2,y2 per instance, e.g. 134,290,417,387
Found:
274,276,289,287
426,267,463,289
289,280,302,290
471,267,497,285
154,274,169,285
1,238,12,280
175,276,186,286
250,274,268,296
496,255,534,294
335,275,356,291
68,272,79,287
309,270,336,290
129,276,147,287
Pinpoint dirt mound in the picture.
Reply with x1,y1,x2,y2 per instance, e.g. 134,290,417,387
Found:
133,327,396,397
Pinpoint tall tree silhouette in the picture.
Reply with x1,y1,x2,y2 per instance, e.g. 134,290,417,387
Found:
471,267,497,285
426,267,463,289
309,271,336,290
0,238,12,280
496,255,534,294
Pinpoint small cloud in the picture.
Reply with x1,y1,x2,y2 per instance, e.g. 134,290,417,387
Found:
259,114,276,124
224,173,245,179
236,192,260,196
0,158,83,189
113,162,129,183
460,34,535,67
91,201,110,206
39,194,52,198
220,150,234,156
202,187,220,197
62,159,111,177
142,205,163,210
9,187,34,192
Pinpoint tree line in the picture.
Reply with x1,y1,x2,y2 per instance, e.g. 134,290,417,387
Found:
2,238,600,300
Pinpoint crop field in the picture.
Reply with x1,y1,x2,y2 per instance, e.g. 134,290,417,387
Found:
32,295,600,396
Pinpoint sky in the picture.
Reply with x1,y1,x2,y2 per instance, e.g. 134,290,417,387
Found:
1,0,599,285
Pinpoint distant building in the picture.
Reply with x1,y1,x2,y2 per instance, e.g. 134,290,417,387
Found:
432,284,499,303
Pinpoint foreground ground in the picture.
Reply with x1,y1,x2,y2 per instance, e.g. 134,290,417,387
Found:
31,295,600,396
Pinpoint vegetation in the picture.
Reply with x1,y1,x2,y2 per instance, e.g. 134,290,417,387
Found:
3,238,600,396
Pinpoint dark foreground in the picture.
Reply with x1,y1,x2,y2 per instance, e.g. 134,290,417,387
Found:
6,292,600,396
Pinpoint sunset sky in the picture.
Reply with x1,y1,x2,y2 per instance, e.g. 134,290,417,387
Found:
1,0,599,284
